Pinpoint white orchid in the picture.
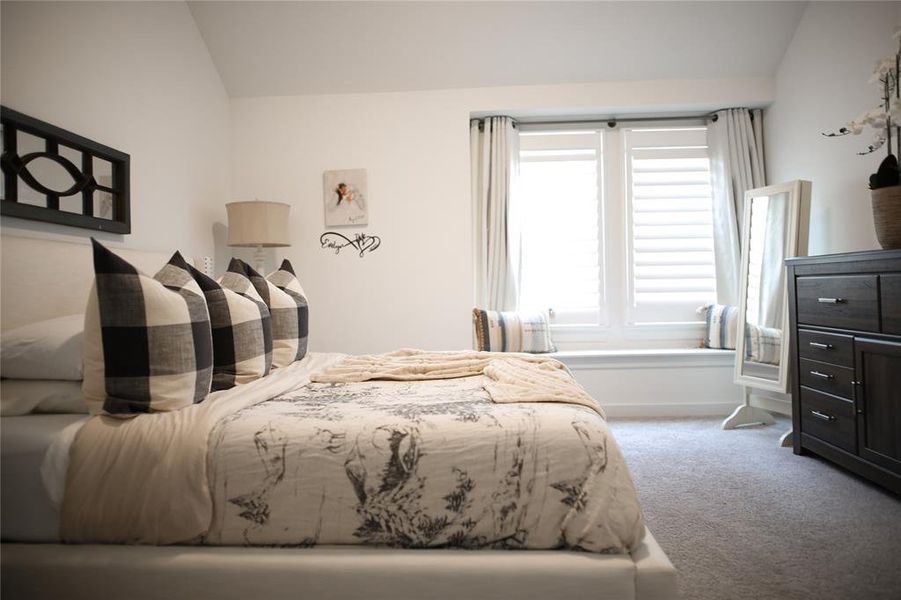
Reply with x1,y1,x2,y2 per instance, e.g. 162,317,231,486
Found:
864,106,889,129
845,106,889,135
869,57,896,83
846,118,865,135
871,132,886,151
827,28,901,173
891,96,901,123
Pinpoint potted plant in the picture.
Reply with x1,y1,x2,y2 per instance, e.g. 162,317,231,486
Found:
825,28,901,249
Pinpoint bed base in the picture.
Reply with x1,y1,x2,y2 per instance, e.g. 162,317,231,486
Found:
1,528,676,600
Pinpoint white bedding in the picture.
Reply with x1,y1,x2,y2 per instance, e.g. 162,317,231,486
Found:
58,351,644,552
207,375,644,552
0,414,87,542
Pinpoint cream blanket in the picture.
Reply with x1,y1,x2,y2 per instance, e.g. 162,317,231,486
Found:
310,349,604,418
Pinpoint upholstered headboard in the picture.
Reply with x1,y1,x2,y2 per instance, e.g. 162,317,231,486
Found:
1,235,171,331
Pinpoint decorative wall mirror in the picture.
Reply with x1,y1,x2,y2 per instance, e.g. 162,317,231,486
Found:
723,180,811,430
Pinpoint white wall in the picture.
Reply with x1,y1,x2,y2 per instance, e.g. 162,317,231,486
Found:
765,1,901,255
231,77,774,354
0,1,230,258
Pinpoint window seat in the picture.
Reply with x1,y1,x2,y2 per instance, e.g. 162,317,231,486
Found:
548,348,741,417
550,348,734,370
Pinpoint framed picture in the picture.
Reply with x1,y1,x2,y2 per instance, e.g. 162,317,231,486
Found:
323,168,368,227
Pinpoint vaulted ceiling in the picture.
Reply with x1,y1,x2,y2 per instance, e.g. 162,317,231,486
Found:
188,1,807,98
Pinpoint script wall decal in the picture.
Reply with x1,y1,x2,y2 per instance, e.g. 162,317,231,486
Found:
320,232,381,257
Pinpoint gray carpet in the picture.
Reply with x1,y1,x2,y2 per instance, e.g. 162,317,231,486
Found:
608,417,901,600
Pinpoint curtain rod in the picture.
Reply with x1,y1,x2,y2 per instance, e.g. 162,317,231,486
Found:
517,112,720,127
474,108,760,128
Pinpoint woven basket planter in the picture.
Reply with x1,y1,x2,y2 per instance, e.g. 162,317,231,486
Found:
871,185,901,249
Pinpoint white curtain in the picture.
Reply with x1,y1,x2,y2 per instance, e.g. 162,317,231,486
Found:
707,108,766,306
471,116,520,311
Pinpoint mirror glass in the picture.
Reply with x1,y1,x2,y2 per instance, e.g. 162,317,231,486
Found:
740,191,790,382
735,180,810,393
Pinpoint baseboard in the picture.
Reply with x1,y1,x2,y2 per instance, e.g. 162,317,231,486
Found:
604,401,741,418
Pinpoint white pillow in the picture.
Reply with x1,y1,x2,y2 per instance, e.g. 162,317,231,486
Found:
1,314,84,380
0,380,88,416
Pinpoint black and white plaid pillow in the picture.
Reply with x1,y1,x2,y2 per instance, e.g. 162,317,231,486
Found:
82,241,213,416
196,263,272,390
267,259,309,363
228,259,308,368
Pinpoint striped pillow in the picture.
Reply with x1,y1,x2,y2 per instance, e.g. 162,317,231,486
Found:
745,323,782,365
82,241,213,416
188,263,272,391
228,259,308,368
700,304,739,350
472,309,556,353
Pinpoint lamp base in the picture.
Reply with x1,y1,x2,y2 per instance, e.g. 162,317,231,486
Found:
253,245,266,274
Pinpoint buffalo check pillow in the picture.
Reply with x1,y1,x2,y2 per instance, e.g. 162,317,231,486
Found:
267,259,309,363
202,263,273,390
82,241,213,416
228,259,308,368
472,308,556,353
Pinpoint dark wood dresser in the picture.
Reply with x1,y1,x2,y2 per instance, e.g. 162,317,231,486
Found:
786,250,901,494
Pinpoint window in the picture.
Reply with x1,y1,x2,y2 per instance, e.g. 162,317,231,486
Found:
517,122,717,348
519,131,602,325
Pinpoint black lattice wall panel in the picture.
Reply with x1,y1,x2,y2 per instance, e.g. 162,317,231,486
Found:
1,106,130,234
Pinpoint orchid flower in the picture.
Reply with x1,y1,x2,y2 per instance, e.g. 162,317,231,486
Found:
890,96,901,123
826,28,901,178
869,57,896,83
858,131,887,155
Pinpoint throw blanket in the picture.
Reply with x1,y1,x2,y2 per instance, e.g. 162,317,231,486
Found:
311,349,604,418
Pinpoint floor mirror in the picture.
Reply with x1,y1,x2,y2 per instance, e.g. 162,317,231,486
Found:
722,180,811,443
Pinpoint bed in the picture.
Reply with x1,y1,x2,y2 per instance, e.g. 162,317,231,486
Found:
0,234,678,600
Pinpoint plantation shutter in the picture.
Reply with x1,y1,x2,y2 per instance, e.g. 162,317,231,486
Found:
625,127,717,323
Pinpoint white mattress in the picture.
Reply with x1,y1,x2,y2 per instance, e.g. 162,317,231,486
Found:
0,414,87,542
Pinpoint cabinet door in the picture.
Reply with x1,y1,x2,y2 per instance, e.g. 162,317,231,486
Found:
855,338,901,475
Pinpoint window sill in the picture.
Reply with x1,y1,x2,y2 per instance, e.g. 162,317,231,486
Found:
551,348,735,370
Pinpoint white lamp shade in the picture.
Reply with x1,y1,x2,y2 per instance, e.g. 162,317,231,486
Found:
226,201,291,247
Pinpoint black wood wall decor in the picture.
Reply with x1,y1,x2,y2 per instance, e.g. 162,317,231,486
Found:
1,106,131,234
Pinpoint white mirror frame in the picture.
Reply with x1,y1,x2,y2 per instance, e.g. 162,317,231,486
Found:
733,179,811,393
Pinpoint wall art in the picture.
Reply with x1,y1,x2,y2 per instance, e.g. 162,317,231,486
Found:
323,168,367,227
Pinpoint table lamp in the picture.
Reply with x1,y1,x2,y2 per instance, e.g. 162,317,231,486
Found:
226,200,291,273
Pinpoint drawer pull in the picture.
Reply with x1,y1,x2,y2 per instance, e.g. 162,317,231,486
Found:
811,410,835,422
809,342,834,350
809,370,835,380
817,297,845,304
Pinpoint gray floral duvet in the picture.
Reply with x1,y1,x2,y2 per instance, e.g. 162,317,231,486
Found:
204,376,645,553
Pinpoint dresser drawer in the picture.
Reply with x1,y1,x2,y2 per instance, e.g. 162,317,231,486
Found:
799,388,856,453
882,274,901,335
799,358,854,398
797,330,854,367
796,275,879,331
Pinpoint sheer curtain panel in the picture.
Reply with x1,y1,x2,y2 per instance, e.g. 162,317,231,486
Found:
707,108,766,305
471,116,520,310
